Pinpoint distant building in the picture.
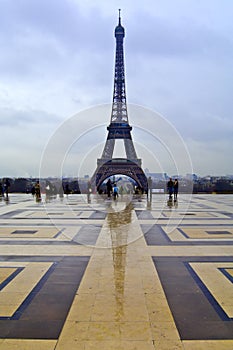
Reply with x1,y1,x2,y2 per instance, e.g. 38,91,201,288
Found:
186,173,198,181
147,173,168,181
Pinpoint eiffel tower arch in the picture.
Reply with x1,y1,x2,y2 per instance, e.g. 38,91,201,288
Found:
93,10,148,192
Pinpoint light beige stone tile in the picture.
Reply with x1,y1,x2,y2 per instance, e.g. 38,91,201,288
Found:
66,293,96,321
156,340,183,349
91,304,119,322
0,339,56,350
147,245,233,257
183,340,233,350
121,306,149,322
83,340,155,350
0,291,28,306
119,321,152,341
0,245,93,256
57,320,89,345
56,341,85,350
151,321,180,342
87,321,120,340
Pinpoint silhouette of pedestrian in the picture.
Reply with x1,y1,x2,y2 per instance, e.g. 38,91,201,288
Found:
106,179,112,198
147,176,152,202
167,178,174,200
87,181,92,203
0,182,4,197
174,179,179,201
113,183,118,200
31,185,35,197
35,181,41,202
4,178,10,199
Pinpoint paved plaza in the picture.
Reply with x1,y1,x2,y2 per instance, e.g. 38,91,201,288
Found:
0,192,232,349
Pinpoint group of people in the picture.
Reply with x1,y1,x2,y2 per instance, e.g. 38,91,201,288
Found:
107,177,179,202
106,179,119,200
167,178,179,201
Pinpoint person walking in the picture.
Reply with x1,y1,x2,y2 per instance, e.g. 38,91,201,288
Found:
174,179,179,201
4,178,10,200
35,181,41,202
167,178,174,200
106,179,112,198
113,183,119,200
0,182,4,197
31,185,35,197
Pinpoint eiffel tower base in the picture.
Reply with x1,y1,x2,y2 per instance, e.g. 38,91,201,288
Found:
93,158,148,193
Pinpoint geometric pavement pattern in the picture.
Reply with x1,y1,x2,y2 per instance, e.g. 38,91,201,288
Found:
0,193,232,349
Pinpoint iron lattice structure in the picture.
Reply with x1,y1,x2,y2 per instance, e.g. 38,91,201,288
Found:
95,159,148,191
94,11,148,192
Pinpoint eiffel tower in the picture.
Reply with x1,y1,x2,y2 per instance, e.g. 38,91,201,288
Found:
93,10,148,192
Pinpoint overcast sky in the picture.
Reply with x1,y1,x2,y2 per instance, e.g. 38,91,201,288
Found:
0,0,233,178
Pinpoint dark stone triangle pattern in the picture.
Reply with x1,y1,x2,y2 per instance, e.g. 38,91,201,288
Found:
135,210,154,219
73,224,102,245
0,256,89,339
89,210,106,219
142,224,170,245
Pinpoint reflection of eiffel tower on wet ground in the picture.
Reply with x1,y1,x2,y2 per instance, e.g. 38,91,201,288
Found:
93,10,148,192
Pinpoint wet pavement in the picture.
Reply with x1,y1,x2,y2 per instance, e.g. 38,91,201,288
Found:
0,193,232,349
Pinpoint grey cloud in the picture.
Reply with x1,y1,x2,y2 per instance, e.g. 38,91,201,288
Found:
0,0,115,87
0,0,113,51
176,111,233,143
0,107,61,127
127,11,233,59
